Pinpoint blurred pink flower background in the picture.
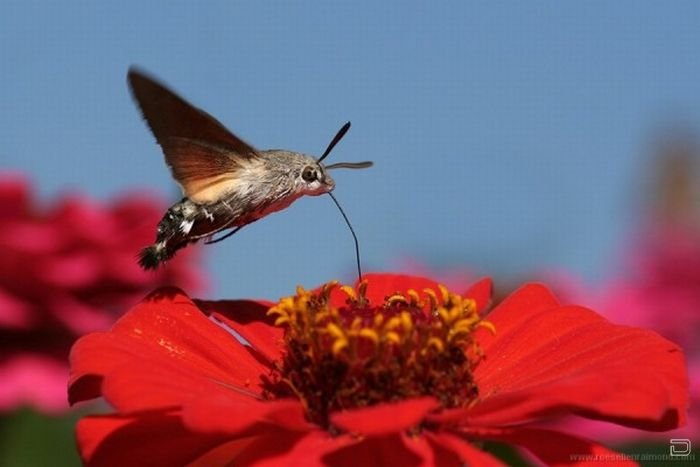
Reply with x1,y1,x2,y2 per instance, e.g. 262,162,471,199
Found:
0,173,205,413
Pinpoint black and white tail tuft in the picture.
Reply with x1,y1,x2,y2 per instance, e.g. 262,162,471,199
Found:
138,243,168,270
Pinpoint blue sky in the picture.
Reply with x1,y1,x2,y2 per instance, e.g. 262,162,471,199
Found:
2,1,699,299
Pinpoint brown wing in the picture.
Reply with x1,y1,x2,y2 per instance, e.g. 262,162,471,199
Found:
160,137,249,203
128,67,258,203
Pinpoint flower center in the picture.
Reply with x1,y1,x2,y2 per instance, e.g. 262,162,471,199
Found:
264,281,494,430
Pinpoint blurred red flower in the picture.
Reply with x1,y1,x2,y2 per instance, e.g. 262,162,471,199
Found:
0,174,205,413
69,273,687,466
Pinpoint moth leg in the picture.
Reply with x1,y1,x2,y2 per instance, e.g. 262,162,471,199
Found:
204,225,244,245
221,199,235,212
186,219,235,241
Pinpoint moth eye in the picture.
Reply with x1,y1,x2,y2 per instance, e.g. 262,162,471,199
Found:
301,166,317,182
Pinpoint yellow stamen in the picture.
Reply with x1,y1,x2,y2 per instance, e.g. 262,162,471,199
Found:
326,323,346,340
423,288,438,309
350,317,362,331
373,314,384,327
384,316,403,331
358,328,379,345
340,285,357,301
384,331,401,345
426,337,445,353
438,284,450,304
399,311,413,333
357,280,368,299
407,289,421,305
478,321,497,334
386,294,408,305
273,316,290,326
332,338,349,356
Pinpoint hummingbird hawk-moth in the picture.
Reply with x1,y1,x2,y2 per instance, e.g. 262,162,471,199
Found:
128,68,372,270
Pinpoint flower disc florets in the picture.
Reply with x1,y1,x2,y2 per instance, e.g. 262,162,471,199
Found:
265,280,495,429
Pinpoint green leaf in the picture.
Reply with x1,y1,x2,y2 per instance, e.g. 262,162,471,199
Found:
0,408,81,467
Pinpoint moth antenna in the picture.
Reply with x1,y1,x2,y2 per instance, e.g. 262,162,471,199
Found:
327,192,363,282
325,161,373,170
318,121,351,163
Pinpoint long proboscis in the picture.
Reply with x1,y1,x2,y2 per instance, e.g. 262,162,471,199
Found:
328,192,364,282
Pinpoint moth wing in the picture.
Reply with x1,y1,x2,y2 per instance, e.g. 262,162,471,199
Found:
128,67,258,159
160,137,248,204
128,67,259,204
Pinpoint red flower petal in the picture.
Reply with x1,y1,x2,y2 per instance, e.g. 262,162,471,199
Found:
321,434,427,467
69,333,142,405
185,438,264,467
399,433,437,466
465,427,637,467
99,354,262,413
463,277,493,313
426,432,506,467
76,412,230,467
331,397,439,436
69,288,271,410
231,431,356,467
195,298,282,364
431,284,688,431
182,396,311,436
472,283,561,352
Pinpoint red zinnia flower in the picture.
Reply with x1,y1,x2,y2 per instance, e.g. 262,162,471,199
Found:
0,173,205,412
69,274,688,466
